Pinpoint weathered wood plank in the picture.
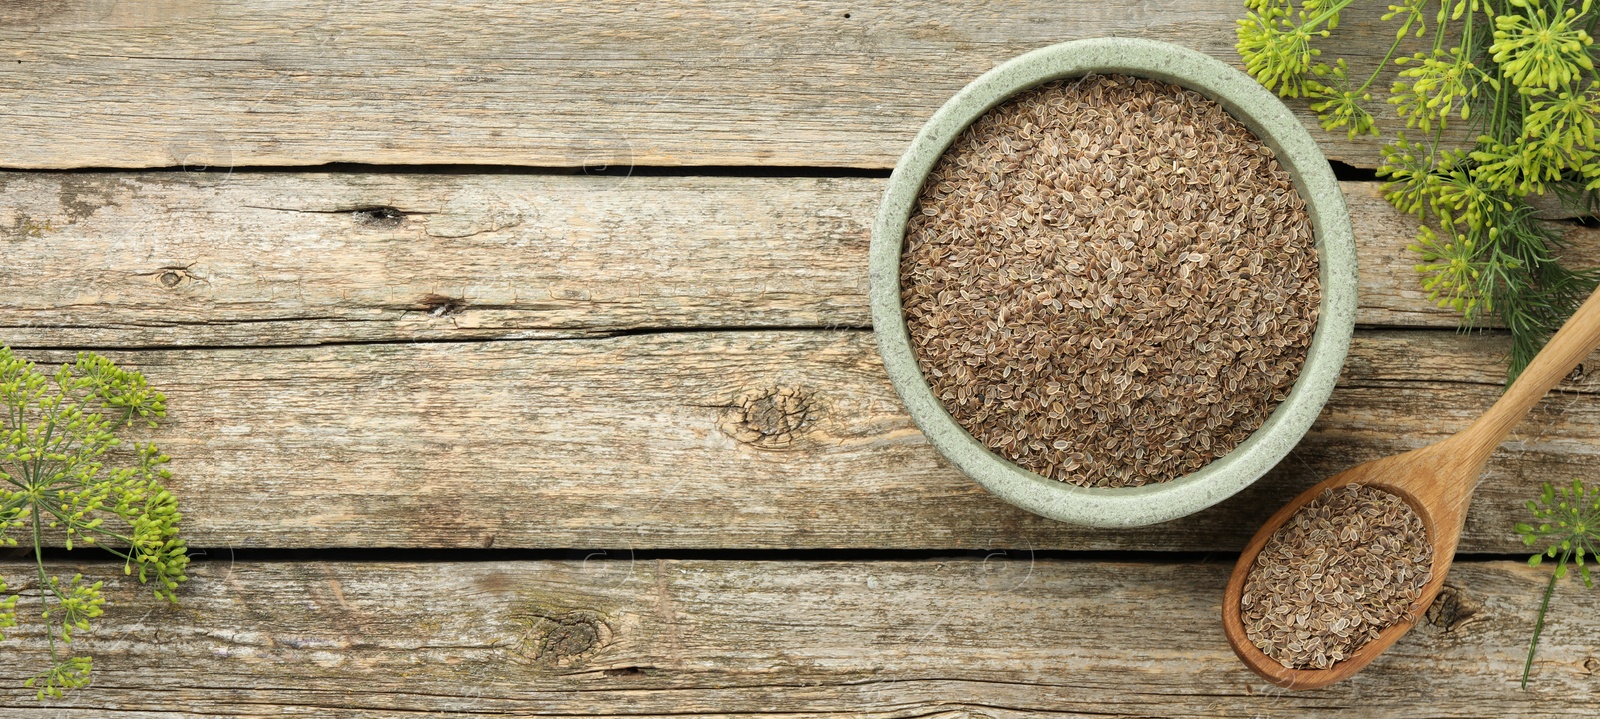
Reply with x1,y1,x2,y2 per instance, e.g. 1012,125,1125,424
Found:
0,172,870,346
0,1,1456,170
6,173,1595,347
0,558,1590,716
6,329,1597,553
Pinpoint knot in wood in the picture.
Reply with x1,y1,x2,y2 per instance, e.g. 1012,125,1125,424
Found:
1425,584,1482,632
153,266,198,289
719,386,818,449
517,609,611,667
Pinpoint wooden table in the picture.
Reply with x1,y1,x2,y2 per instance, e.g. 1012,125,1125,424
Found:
3,2,1598,715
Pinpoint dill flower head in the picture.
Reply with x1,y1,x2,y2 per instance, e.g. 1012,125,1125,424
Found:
1519,478,1600,586
1391,47,1483,131
1378,134,1446,218
1307,59,1378,138
1237,4,1327,97
1491,0,1596,92
0,348,187,699
1409,225,1489,316
1471,134,1569,195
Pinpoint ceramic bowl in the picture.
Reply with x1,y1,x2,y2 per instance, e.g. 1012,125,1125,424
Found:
869,37,1357,527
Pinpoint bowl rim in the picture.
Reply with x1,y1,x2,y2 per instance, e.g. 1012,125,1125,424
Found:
869,37,1358,528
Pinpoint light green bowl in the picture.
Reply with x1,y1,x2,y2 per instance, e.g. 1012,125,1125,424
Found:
870,38,1357,527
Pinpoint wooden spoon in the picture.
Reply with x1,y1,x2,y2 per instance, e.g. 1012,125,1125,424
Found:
1223,284,1600,689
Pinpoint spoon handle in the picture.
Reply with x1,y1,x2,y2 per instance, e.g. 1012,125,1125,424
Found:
1464,283,1600,454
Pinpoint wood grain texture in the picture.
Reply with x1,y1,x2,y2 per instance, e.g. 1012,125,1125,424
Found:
6,173,1597,347
0,0,1457,170
0,558,1590,716
0,172,871,346
3,329,1595,553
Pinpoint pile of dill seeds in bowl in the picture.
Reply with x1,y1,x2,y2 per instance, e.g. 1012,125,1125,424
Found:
1241,484,1434,669
900,73,1321,488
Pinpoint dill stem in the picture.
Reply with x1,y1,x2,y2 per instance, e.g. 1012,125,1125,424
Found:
1358,17,1415,94
37,502,132,547
1522,551,1566,689
1434,0,1450,54
1303,0,1358,32
31,508,57,665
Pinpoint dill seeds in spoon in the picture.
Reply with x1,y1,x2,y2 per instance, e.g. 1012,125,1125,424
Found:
900,74,1320,487
1241,484,1434,670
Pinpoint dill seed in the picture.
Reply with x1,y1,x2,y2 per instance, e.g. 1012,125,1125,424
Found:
1241,484,1434,670
900,74,1321,487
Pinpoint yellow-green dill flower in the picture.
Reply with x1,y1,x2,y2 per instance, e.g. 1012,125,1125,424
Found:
1381,0,1432,28
1491,0,1596,92
1237,6,1327,97
1307,60,1377,139
24,657,91,701
1432,153,1501,231
1516,478,1600,687
1378,134,1446,218
1409,225,1489,316
1471,134,1568,195
0,347,186,700
1391,48,1483,131
1523,82,1600,156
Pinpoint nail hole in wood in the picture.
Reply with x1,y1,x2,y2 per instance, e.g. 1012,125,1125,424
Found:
351,206,406,227
418,293,465,317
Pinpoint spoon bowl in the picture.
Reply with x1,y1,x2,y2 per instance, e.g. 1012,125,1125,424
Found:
1223,283,1600,688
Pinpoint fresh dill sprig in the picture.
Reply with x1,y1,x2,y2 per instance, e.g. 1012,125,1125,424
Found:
1237,0,1600,383
0,347,188,699
1515,478,1600,688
